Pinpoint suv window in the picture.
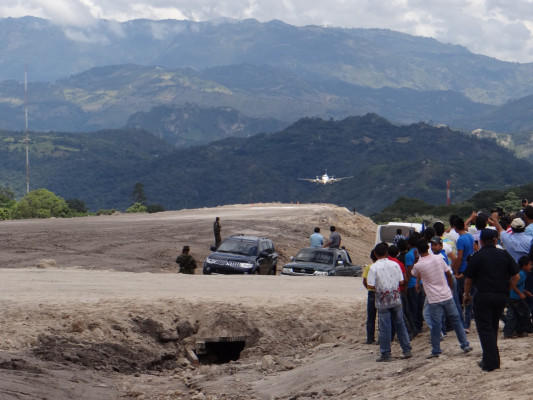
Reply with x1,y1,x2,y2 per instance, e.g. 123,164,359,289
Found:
259,241,269,253
217,239,258,256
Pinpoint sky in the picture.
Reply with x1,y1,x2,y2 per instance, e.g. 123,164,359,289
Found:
3,0,533,63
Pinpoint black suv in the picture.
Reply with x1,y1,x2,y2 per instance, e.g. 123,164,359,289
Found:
203,234,278,275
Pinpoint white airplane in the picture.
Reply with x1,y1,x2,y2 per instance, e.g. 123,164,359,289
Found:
298,170,353,185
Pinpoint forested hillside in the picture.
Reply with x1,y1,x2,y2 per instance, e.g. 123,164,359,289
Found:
2,114,530,214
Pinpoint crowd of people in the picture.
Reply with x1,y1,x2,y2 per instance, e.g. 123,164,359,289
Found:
363,200,533,372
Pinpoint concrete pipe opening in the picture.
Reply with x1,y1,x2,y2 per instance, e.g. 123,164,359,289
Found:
195,336,247,364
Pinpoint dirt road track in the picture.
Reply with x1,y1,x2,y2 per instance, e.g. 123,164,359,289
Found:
0,203,376,272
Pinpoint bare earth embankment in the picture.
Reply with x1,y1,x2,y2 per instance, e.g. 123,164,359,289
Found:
0,204,532,400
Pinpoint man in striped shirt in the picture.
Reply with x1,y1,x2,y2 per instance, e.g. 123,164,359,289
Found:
412,239,472,358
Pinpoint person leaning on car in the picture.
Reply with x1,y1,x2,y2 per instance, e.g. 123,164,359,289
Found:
323,226,341,249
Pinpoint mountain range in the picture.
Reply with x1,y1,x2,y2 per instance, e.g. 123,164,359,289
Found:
3,16,533,104
2,17,533,215
1,17,533,145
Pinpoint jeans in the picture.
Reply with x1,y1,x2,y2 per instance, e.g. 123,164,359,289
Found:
427,298,470,355
378,305,412,357
366,291,377,343
423,298,446,335
456,276,475,329
451,275,465,328
503,298,532,336
464,286,477,329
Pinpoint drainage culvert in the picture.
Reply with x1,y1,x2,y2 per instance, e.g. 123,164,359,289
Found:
194,336,247,364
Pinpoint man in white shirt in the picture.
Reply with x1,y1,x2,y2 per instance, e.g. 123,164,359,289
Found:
367,242,412,362
412,239,472,359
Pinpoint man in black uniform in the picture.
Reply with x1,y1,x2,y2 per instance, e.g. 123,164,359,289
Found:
464,229,520,372
176,246,197,274
213,217,222,249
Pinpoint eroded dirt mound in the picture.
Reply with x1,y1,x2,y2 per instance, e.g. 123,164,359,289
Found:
26,301,362,378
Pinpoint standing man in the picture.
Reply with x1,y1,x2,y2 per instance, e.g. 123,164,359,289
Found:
405,232,424,334
464,229,520,372
452,217,475,331
492,213,532,263
393,229,405,246
362,249,378,344
323,226,341,249
523,206,533,238
412,239,472,358
367,242,412,361
213,217,222,249
310,227,324,248
176,246,197,274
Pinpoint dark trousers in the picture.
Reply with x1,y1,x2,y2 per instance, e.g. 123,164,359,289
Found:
503,298,533,336
407,286,425,333
474,292,508,371
366,291,377,343
401,290,416,338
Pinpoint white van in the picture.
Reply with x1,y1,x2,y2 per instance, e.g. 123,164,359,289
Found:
375,222,423,245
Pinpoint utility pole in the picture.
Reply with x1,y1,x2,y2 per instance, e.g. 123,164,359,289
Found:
24,64,29,194
446,180,451,205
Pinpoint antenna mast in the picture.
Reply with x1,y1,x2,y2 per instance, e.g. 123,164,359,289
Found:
24,65,29,194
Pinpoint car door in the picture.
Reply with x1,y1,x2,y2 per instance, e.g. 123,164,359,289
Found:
334,250,352,276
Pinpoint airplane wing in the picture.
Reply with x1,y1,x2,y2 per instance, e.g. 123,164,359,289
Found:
298,178,319,183
327,176,353,183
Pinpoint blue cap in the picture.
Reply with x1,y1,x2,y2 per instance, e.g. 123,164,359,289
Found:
480,229,498,241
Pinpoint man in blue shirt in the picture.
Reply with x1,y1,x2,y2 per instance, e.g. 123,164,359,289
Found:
405,232,424,334
309,227,324,248
452,217,475,330
493,214,533,263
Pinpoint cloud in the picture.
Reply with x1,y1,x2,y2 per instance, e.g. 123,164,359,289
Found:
0,0,97,26
2,0,533,62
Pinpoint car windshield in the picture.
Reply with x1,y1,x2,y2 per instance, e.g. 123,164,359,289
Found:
217,240,258,256
294,249,333,265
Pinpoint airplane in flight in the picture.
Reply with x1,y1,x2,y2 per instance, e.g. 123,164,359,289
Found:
298,170,353,185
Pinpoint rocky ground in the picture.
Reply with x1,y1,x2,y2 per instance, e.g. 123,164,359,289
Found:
0,204,531,399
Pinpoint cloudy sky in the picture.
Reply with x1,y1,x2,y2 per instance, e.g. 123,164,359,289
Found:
3,0,533,63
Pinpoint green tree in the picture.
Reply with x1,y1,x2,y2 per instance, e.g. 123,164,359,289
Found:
126,202,147,213
13,189,69,219
0,186,16,220
0,186,15,208
130,182,147,205
66,198,88,213
495,191,521,214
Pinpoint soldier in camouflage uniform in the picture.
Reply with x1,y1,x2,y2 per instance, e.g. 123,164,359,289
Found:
213,217,222,249
176,246,197,274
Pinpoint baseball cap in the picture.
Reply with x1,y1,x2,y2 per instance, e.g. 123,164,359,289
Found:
430,236,443,244
511,218,526,229
480,229,498,241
